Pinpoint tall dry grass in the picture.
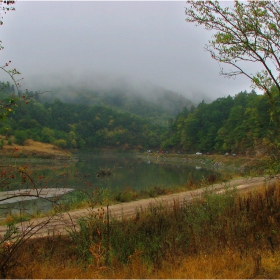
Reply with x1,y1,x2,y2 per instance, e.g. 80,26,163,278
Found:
4,180,280,278
8,238,280,278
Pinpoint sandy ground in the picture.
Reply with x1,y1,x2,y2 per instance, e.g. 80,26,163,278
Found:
0,175,275,239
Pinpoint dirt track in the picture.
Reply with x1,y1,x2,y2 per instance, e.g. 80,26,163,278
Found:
0,176,275,239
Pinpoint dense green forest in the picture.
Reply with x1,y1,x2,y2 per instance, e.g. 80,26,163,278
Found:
0,82,278,155
0,98,165,150
38,85,193,124
162,89,278,155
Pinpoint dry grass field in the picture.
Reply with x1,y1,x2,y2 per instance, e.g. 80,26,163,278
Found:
0,139,71,159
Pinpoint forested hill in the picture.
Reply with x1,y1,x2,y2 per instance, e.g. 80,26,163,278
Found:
0,81,193,151
0,97,165,150
1,81,277,155
33,85,193,124
161,90,278,155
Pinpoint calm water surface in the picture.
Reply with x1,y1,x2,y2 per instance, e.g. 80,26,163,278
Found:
0,153,241,212
69,153,237,191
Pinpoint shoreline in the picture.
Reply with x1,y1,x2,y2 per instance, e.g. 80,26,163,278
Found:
0,174,274,239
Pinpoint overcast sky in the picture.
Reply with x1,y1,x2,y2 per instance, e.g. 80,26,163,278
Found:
0,1,253,102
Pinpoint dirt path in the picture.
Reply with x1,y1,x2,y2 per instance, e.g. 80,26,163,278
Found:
0,176,275,239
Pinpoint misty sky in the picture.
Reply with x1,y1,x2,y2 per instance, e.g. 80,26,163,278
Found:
0,1,254,102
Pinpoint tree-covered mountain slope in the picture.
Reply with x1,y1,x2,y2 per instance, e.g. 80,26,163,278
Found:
162,90,277,155
0,97,165,151
34,83,193,124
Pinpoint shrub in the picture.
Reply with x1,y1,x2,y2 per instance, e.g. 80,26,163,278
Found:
14,130,28,145
53,139,67,149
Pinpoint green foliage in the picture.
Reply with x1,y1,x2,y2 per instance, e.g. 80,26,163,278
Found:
184,187,236,237
4,98,165,149
41,127,55,143
114,188,138,203
59,191,89,211
0,82,18,120
164,90,275,155
39,87,193,125
53,139,67,149
14,130,28,145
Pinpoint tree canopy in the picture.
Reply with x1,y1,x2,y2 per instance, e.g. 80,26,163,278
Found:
161,91,275,155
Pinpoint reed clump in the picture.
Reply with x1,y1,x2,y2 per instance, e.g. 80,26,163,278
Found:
5,181,280,278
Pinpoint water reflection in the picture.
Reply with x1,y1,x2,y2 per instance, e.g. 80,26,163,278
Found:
0,153,242,209
69,153,237,192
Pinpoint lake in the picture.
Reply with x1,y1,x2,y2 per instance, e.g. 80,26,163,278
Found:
0,153,241,214
71,153,233,191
